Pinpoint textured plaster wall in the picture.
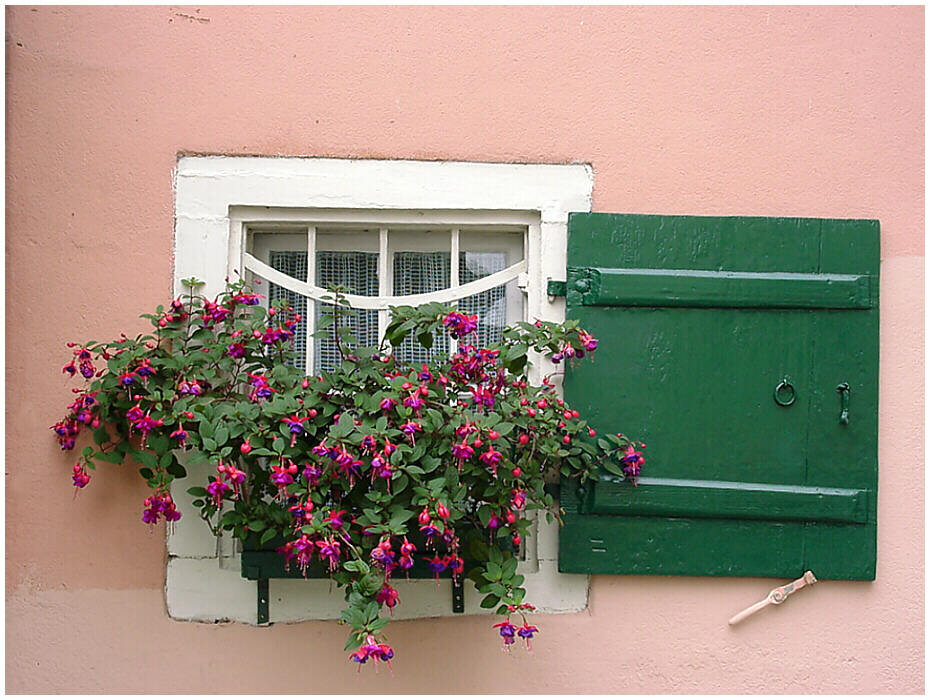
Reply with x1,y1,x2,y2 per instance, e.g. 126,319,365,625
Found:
6,5,923,693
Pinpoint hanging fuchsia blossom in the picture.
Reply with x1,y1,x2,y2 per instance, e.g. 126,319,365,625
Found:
247,373,275,401
316,538,342,571
177,379,203,396
281,415,309,446
72,463,91,490
349,635,394,668
452,440,475,468
479,447,503,469
400,421,421,443
377,584,400,611
230,292,262,305
398,537,416,570
301,463,322,485
142,490,181,526
206,478,230,507
425,554,447,580
620,444,645,481
578,330,599,352
324,509,347,530
370,540,394,568
369,453,392,482
170,428,188,446
270,460,298,496
518,624,539,650
493,620,518,648
216,461,246,496
443,311,478,338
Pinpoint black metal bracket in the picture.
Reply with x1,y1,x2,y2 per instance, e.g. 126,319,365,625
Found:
452,575,465,613
257,578,270,625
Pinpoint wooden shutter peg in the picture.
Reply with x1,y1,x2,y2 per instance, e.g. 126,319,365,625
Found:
728,571,818,625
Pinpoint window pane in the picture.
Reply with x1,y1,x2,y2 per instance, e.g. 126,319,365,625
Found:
268,251,308,371
459,251,508,348
315,251,379,373
392,251,451,367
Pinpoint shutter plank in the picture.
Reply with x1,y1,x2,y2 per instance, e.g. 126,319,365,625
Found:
583,476,869,524
568,267,872,309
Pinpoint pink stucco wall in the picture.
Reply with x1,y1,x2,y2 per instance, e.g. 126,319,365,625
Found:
6,6,924,693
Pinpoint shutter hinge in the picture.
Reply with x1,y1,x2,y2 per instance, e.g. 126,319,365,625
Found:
547,279,567,297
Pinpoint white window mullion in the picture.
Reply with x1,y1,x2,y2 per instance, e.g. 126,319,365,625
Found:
449,228,460,356
377,227,389,347
304,226,316,375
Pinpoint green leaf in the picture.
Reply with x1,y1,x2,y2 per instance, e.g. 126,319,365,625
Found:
343,560,371,574
344,632,364,652
485,561,502,580
480,594,500,609
494,422,514,437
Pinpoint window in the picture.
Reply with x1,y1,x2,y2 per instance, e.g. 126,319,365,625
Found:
169,156,593,623
245,218,526,373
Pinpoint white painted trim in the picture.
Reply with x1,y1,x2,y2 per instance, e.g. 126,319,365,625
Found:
171,156,593,624
304,226,316,373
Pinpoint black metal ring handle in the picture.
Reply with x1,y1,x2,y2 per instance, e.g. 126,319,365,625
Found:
774,378,797,407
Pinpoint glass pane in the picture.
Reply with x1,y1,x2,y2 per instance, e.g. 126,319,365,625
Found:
268,251,308,371
459,250,508,348
315,251,379,373
392,251,451,367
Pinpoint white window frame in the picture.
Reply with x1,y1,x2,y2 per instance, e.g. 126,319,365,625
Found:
169,156,593,624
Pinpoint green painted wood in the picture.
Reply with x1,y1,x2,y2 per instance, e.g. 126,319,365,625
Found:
547,279,567,297
559,213,879,580
566,267,872,309
583,476,869,524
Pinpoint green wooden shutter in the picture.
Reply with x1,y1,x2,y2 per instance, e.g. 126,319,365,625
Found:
557,214,879,580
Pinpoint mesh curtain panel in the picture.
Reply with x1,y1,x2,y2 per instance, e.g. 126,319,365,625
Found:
268,247,510,374
459,251,508,349
315,251,379,373
393,251,451,366
269,251,308,370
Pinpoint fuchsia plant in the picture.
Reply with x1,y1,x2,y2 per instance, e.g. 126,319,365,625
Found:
52,277,644,668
